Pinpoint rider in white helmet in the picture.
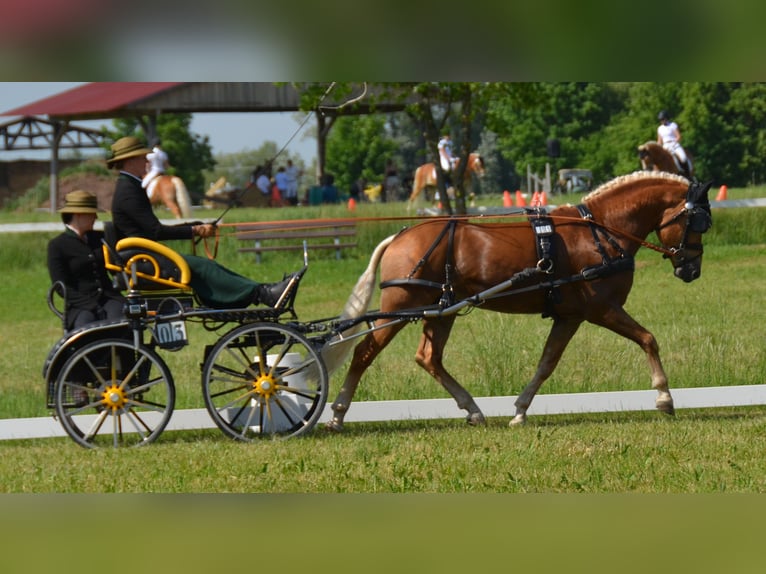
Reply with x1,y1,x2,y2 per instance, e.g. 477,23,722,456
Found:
657,110,691,175
142,138,169,193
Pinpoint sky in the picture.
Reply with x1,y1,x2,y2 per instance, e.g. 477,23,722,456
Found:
0,82,318,164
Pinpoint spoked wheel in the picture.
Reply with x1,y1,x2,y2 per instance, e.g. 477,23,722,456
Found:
201,322,328,441
54,338,175,448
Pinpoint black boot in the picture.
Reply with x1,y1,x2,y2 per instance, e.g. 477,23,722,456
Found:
255,273,299,308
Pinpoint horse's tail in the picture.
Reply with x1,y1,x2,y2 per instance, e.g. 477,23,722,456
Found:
172,176,193,218
320,234,396,375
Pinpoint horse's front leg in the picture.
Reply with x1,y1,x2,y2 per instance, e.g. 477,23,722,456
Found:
511,317,582,426
588,307,674,416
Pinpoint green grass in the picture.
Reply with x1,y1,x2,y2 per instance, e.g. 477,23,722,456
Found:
2,193,766,493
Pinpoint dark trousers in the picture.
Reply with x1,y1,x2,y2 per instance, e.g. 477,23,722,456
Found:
183,254,260,309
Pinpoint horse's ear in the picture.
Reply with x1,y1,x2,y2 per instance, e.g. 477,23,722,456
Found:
689,180,713,203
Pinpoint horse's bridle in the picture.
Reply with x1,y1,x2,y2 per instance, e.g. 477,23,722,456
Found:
655,184,713,266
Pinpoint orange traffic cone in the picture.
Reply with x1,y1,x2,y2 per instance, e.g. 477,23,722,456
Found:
348,197,357,211
531,191,541,207
715,185,727,201
515,190,526,207
540,191,548,206
503,190,513,207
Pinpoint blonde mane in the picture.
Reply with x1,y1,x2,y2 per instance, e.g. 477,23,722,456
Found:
583,171,689,201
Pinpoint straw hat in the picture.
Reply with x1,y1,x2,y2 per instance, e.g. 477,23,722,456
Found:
106,136,151,166
58,190,100,213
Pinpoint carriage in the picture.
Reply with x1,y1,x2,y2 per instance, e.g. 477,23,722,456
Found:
43,171,713,448
43,235,335,448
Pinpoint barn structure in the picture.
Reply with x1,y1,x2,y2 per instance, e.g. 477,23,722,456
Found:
1,82,412,211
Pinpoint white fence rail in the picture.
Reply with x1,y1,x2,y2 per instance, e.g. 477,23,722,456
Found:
2,384,765,441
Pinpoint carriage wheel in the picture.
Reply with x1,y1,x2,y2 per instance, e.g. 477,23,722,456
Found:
54,338,175,448
201,322,328,441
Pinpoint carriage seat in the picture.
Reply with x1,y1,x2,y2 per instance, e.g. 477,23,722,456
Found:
103,237,192,292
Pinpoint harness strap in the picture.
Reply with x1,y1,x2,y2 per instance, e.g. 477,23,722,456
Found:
576,204,630,264
528,209,555,273
380,277,445,291
380,219,458,307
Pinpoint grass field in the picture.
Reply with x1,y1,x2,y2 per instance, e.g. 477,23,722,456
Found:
2,186,766,494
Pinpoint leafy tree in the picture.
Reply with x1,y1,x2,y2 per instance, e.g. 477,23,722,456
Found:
325,114,400,195
296,82,766,203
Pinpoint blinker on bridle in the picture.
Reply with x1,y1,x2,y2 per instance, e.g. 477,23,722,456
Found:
656,185,712,263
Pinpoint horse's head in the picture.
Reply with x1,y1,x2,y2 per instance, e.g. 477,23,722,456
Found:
638,142,656,171
656,180,713,282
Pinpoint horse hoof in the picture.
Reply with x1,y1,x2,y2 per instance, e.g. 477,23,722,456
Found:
466,412,486,426
325,420,344,433
656,399,675,416
654,398,676,415
509,414,527,426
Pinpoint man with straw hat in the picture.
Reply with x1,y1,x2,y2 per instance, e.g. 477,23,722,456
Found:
107,136,297,309
47,190,126,330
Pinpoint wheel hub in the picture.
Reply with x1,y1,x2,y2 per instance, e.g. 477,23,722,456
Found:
252,374,278,399
100,383,128,411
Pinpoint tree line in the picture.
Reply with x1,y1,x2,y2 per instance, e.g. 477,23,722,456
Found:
322,83,766,204
103,83,766,212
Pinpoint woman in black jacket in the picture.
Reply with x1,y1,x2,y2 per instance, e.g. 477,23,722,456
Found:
47,190,125,330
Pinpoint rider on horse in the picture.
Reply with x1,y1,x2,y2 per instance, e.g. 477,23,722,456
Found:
657,110,692,177
142,138,169,193
438,134,457,186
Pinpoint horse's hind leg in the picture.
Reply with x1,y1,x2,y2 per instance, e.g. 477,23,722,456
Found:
327,321,407,432
416,316,486,425
511,317,582,426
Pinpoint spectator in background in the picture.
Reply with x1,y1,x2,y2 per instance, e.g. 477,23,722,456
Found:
284,159,301,206
274,166,288,206
349,177,366,202
382,158,400,202
321,173,339,204
252,164,272,197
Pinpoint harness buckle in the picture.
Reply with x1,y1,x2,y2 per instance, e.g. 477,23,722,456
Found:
537,258,554,274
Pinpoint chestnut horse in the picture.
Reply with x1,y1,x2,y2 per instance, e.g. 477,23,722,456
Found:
146,174,193,218
638,141,694,179
407,152,485,207
325,171,712,431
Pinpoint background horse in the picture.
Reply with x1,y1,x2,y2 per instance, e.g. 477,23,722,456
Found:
638,141,694,179
147,174,193,218
325,171,712,431
408,152,485,206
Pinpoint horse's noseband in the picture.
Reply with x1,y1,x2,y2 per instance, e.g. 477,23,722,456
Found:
657,192,712,265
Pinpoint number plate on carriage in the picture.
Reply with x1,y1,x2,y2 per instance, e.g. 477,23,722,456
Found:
153,320,188,351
